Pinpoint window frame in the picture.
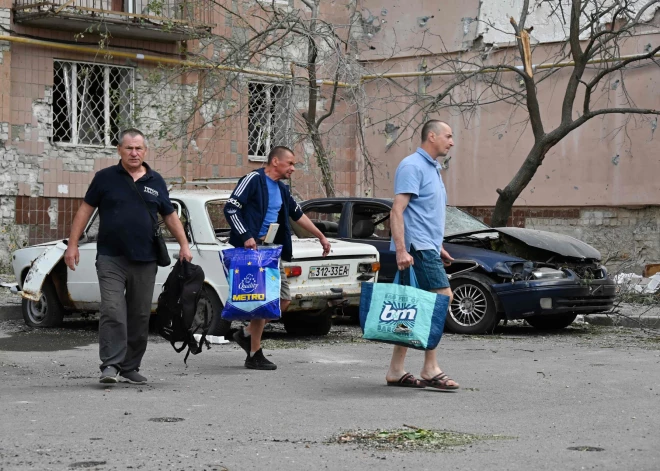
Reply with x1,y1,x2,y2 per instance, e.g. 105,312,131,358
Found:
349,203,392,240
247,80,291,162
51,59,135,148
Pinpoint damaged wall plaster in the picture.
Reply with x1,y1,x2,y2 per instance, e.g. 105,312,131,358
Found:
477,0,660,46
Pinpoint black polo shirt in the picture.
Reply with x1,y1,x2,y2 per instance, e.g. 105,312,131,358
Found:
84,162,175,262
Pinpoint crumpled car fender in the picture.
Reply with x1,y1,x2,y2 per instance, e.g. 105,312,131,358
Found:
21,242,68,302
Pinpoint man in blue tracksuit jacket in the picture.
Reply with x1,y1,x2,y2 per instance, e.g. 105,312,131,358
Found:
224,146,331,370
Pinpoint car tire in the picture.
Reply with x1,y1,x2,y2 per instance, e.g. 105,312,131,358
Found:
446,276,499,335
202,286,232,337
282,311,333,336
22,278,64,328
526,313,578,330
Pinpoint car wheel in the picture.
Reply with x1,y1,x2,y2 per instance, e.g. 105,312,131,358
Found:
202,286,232,337
526,313,577,330
282,311,333,336
22,278,64,328
446,276,499,334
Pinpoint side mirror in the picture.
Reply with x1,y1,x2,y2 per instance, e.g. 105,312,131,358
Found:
172,201,182,219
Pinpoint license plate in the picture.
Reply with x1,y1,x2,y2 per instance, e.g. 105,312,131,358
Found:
309,264,350,278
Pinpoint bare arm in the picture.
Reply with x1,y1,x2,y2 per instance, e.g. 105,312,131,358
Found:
293,214,331,256
390,194,414,270
163,212,192,262
63,202,95,271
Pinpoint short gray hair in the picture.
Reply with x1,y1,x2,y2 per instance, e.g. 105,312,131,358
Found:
118,128,148,148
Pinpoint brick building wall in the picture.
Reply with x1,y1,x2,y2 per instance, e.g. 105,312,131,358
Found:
0,1,360,269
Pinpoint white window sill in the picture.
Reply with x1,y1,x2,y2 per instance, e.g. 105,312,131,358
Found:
52,141,112,149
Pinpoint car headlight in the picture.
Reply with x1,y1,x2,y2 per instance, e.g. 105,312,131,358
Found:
532,267,567,280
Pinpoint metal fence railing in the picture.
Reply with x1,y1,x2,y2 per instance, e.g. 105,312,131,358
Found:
13,0,214,28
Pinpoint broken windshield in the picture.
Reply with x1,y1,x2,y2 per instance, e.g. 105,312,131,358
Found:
445,206,491,236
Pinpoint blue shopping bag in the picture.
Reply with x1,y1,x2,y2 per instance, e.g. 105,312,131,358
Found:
359,269,449,350
220,246,282,321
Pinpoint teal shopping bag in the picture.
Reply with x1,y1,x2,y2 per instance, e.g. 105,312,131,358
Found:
359,269,449,350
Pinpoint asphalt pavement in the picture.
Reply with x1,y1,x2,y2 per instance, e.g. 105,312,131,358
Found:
0,318,659,471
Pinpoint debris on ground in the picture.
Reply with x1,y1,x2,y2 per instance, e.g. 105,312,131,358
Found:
613,273,660,295
330,425,513,452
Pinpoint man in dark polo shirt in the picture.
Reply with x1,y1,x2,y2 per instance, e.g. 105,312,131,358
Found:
64,128,192,385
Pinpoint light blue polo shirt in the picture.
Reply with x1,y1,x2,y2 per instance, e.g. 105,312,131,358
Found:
389,147,447,253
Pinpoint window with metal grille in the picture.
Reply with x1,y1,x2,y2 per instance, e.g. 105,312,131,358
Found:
52,60,134,147
248,82,291,161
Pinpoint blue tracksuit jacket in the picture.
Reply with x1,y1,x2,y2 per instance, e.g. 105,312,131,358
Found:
224,168,304,262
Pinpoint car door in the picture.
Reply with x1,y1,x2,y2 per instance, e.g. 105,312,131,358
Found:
346,202,396,283
66,210,101,309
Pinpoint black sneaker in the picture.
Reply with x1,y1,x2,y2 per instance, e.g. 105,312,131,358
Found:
233,329,251,355
244,349,277,370
99,366,119,384
120,370,147,385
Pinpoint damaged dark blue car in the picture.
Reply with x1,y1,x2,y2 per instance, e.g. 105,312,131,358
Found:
300,198,616,334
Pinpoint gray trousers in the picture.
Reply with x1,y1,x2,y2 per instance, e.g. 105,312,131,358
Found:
96,255,158,372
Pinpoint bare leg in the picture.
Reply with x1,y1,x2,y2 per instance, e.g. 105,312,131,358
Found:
385,345,409,383
420,287,458,388
247,298,290,352
248,319,266,352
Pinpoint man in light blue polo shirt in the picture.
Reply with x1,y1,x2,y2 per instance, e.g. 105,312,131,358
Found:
385,120,459,390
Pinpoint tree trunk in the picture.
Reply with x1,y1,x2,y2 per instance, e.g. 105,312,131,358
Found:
307,123,335,197
490,143,548,227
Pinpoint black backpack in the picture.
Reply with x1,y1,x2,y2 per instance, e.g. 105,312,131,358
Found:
156,259,210,363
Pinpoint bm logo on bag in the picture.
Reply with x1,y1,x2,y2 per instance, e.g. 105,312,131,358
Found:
377,295,419,340
232,267,266,301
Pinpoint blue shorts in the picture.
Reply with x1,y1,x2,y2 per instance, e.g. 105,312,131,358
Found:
399,245,450,290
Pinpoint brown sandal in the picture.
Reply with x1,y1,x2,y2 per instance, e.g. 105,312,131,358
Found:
421,372,459,390
387,372,426,388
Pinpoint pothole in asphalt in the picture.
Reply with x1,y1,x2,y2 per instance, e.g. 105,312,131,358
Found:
69,461,107,468
149,417,185,423
330,426,513,452
567,446,605,451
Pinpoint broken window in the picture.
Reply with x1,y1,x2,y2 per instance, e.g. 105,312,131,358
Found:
248,81,291,161
52,60,134,147
206,200,232,238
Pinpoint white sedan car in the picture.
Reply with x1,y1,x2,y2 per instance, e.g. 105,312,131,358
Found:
11,190,380,336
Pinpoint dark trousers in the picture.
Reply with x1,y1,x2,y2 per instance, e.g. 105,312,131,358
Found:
96,255,157,372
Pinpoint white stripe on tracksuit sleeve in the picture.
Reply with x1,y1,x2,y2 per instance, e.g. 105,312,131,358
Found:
234,172,257,197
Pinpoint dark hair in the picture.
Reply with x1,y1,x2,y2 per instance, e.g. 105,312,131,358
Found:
421,120,448,142
118,128,148,148
267,146,294,164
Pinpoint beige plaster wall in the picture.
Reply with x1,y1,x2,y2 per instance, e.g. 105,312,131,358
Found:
358,30,660,207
